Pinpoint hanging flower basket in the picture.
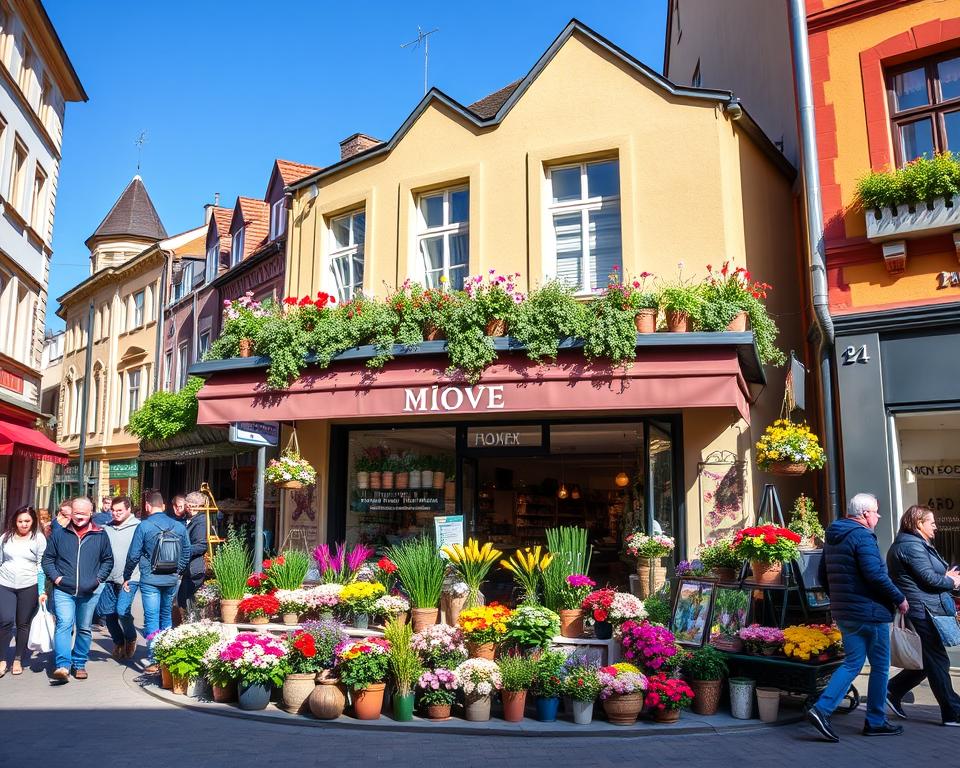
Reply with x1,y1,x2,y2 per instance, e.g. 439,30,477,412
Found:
767,461,808,476
265,427,317,489
755,419,826,474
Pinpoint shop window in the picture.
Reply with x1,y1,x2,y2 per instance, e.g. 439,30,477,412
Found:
888,52,960,164
416,186,469,289
329,210,365,302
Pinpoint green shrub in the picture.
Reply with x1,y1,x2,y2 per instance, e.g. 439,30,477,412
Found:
128,376,203,440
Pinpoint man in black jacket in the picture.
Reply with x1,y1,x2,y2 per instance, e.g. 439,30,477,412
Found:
176,491,208,621
807,492,909,742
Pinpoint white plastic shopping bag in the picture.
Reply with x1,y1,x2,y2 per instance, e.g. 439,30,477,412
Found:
27,602,55,654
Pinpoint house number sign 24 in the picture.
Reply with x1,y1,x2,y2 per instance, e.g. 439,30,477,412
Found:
841,344,871,365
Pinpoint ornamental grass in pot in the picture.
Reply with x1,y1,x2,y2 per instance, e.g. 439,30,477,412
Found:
681,645,728,715
388,536,446,631
456,658,502,721
384,618,423,722
498,653,536,722
336,637,391,720
210,528,252,624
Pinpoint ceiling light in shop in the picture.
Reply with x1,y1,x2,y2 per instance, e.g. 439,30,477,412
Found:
571,485,581,500
615,472,630,487
557,483,569,499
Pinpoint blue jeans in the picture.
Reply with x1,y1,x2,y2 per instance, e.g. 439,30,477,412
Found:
140,583,176,662
101,582,139,644
53,586,104,671
815,620,891,727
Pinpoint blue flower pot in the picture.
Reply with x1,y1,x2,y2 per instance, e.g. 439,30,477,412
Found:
352,612,369,630
238,681,272,711
535,696,560,722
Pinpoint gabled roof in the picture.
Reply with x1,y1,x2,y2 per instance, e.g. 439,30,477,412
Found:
275,159,322,186
85,175,167,249
289,18,793,191
230,197,270,261
207,206,233,251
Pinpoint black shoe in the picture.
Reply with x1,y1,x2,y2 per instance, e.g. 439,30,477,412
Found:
863,721,904,736
886,693,907,720
806,707,839,742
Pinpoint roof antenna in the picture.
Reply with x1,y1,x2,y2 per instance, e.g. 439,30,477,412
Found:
134,130,147,176
401,26,439,96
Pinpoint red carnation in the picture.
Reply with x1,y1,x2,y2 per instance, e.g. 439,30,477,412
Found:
595,609,608,622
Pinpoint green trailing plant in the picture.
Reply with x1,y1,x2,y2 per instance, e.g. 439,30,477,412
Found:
211,526,252,600
387,536,446,609
682,644,728,681
856,152,960,210
542,526,592,613
509,280,588,363
788,493,824,543
581,270,642,365
657,284,703,320
497,653,537,692
383,618,423,696
128,376,203,440
443,296,498,383
643,593,672,627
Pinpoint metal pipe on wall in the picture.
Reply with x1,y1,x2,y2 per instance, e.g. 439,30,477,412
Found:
76,301,96,497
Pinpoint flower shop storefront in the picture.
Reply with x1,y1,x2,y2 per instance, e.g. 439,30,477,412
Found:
192,334,765,577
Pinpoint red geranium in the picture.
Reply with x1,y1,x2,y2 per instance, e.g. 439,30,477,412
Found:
645,673,694,711
581,588,616,622
239,593,280,619
293,631,317,658
246,572,269,593
377,557,397,574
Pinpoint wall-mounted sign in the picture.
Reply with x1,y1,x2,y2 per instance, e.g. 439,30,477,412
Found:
467,424,543,448
109,459,139,479
352,488,444,514
434,514,464,551
0,367,24,394
402,384,505,413
906,463,960,477
229,421,280,447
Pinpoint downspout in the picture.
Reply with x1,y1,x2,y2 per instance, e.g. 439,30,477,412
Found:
76,300,96,497
788,0,840,519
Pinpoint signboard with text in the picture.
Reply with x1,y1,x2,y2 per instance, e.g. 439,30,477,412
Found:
434,515,465,551
351,488,444,514
229,421,280,447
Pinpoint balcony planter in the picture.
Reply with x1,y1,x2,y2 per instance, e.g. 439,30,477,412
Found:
865,195,960,242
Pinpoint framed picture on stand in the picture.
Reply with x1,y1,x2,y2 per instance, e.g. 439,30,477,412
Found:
670,579,716,647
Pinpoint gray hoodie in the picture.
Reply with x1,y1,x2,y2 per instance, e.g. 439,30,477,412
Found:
103,515,140,584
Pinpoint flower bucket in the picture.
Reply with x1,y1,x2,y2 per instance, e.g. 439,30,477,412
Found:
160,664,173,689
535,696,560,722
571,699,594,724
421,470,434,488
602,692,643,725
308,674,346,719
634,308,657,333
408,469,422,488
238,681,272,711
442,593,467,626
212,681,237,703
352,612,370,630
756,687,781,722
432,471,446,489
652,708,681,723
666,310,691,333
729,677,755,720
395,471,410,489
690,679,722,715
767,461,807,476
369,471,383,489
352,682,386,720
356,471,370,489
393,691,415,721
187,677,209,698
636,557,667,598
239,338,254,357
559,609,584,638
466,641,496,660
749,560,783,586
282,672,318,714
593,620,613,640
485,318,507,337
171,674,189,695
502,689,527,722
411,607,439,632
464,692,492,721
726,311,748,332
426,703,451,720
282,613,299,626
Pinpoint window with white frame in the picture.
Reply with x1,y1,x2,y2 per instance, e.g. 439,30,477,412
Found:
127,369,141,419
231,227,245,267
205,241,219,282
329,210,365,302
547,159,622,292
270,198,286,240
133,290,145,327
416,187,469,289
173,262,194,302
176,342,189,391
198,330,210,359
163,350,173,391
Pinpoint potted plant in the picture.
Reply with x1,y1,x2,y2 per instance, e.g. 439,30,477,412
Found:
303,619,350,719
499,545,553,604
581,588,616,639
273,589,308,626
381,455,399,489
336,637,392,720
498,653,536,722
373,594,410,626
505,604,561,653
215,632,289,711
394,452,411,489
282,629,323,714
440,538,502,608
312,541,373,584
354,454,374,489
458,603,512,659
557,574,595,638
303,583,343,618
782,624,842,662
411,624,468,669
755,419,826,476
531,649,566,722
455,658,502,721
563,663,602,724
625,532,674,598
465,269,524,336
732,525,801,585
218,293,269,357
264,449,317,490
337,581,385,629
608,591,648,627
542,525,592,614
509,280,589,362
697,535,742,582
387,536,446,631
676,559,710,578
360,446,386,489
417,668,460,720
201,637,236,702
598,664,648,725
159,622,223,696
384,618,423,722
194,581,220,620
656,265,704,332
582,267,645,365
373,555,399,593
618,620,680,675
682,645,728,715
789,494,824,550
645,673,695,723
738,624,785,656
441,576,470,626
210,528,251,624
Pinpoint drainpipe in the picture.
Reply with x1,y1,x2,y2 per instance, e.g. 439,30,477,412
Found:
76,301,96,497
788,0,840,519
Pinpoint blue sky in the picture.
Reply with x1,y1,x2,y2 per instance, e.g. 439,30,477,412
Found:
44,0,667,330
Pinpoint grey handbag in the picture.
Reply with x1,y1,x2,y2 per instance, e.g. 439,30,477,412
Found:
927,609,960,647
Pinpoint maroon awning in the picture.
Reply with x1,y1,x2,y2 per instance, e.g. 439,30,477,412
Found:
196,348,752,425
0,420,69,464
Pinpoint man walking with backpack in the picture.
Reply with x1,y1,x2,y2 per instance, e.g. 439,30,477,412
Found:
123,491,189,673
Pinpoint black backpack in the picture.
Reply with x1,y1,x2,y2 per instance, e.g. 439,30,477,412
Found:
151,522,182,576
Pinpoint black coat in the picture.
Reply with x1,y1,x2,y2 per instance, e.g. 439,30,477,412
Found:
184,514,208,584
41,523,114,597
818,517,905,623
886,531,956,620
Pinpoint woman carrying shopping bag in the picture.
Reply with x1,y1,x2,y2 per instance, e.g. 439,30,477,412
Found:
0,506,47,676
886,505,960,726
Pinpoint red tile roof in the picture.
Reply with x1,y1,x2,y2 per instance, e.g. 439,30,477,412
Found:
466,79,523,119
276,159,322,186
209,206,233,252
235,197,270,260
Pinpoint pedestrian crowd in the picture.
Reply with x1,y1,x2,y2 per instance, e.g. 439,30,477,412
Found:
0,488,208,682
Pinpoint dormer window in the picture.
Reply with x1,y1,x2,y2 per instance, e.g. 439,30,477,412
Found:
231,227,245,267
270,198,286,240
206,241,220,282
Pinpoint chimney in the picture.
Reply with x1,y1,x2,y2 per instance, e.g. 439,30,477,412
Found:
204,204,214,225
339,133,382,161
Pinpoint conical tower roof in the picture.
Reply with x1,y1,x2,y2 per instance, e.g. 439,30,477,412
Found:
85,175,167,249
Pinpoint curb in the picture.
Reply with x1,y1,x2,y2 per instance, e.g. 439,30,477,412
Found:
128,670,803,738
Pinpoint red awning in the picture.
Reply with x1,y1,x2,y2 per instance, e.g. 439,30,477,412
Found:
0,420,69,465
197,348,753,426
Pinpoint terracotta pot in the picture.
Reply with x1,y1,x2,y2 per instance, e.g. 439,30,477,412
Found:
466,641,496,660
282,672,318,714
559,609,584,638
279,480,304,490
355,471,370,489
442,592,467,626
502,689,527,722
395,471,410,489
602,692,644,725
282,613,299,626
239,338,254,357
749,560,783,585
726,311,748,332
369,471,382,489
308,674,346,719
352,682,386,720
160,664,173,689
636,557,667,599
799,536,818,551
756,687,781,723
249,615,269,625
485,318,507,337
634,308,657,333
426,702,451,720
766,461,808,476
711,567,738,582
220,599,241,624
690,678,722,715
171,674,189,695
432,471,445,489
666,310,691,332
381,471,395,490
464,692,492,721
411,607,439,632
423,322,446,341
212,681,237,703
652,708,681,723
